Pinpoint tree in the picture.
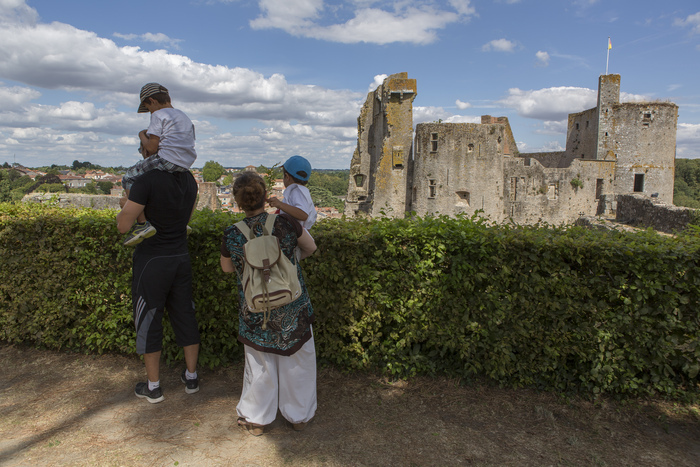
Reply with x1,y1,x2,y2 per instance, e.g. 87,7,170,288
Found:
309,186,344,211
221,173,234,187
308,171,349,196
96,181,114,194
202,160,226,183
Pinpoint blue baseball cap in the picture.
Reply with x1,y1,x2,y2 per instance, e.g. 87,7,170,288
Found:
283,155,311,181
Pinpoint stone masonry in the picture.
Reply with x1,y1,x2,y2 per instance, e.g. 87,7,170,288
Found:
345,73,679,225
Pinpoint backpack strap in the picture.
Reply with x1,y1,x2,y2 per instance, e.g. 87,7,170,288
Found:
234,220,251,241
264,214,277,235
235,213,277,240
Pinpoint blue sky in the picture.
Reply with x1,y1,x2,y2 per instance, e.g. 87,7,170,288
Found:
0,0,699,170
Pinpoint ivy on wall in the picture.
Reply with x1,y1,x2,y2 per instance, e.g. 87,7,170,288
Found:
1,202,698,400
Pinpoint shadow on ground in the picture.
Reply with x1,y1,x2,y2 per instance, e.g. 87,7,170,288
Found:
1,345,698,466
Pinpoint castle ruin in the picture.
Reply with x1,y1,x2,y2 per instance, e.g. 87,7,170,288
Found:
344,72,678,224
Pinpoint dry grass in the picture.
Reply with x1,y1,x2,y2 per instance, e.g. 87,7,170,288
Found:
0,345,698,466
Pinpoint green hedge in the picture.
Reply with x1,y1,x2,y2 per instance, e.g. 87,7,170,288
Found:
1,202,698,399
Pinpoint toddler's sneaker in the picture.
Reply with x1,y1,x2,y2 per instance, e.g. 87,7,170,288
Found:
124,221,156,246
134,382,164,403
181,369,199,394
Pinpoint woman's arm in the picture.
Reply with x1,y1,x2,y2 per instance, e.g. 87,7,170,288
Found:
297,228,317,259
220,255,235,273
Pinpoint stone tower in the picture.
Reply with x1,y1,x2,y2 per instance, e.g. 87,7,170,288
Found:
344,73,417,217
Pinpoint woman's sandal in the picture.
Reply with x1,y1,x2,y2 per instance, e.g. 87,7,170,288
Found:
237,417,264,436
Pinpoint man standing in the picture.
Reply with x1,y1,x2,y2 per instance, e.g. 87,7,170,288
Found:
117,167,200,403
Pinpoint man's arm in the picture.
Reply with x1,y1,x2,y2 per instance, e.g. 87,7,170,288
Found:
116,198,146,233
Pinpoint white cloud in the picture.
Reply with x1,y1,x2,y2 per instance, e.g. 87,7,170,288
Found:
0,0,38,25
676,123,700,158
497,86,597,121
535,51,550,67
413,106,480,124
0,82,40,110
113,32,183,49
674,12,700,34
368,74,388,93
536,121,568,135
455,99,471,109
0,0,366,167
482,38,516,53
250,0,475,45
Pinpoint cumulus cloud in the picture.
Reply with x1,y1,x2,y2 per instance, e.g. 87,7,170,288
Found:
368,74,388,93
676,123,700,158
250,0,476,45
0,0,367,167
482,38,517,52
0,82,40,110
674,11,700,34
455,99,471,109
535,51,550,67
113,32,183,49
497,86,597,121
413,106,480,124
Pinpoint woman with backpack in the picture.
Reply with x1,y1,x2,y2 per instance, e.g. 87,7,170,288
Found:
220,171,317,436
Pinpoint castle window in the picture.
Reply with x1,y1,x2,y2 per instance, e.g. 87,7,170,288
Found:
428,179,437,198
576,123,580,130
642,112,652,127
392,146,404,168
596,179,604,199
634,174,645,193
586,120,589,128
430,133,438,152
354,174,365,187
510,177,517,201
468,143,474,153
547,183,558,200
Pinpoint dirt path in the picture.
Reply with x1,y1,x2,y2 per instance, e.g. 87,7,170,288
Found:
0,345,698,466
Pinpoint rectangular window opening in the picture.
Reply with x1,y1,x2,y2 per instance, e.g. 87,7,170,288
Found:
634,174,645,193
428,179,437,198
430,133,438,152
595,179,604,199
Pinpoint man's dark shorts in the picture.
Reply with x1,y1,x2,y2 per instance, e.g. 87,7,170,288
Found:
132,252,200,354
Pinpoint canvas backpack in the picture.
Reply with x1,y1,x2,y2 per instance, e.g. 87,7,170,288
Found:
235,214,302,330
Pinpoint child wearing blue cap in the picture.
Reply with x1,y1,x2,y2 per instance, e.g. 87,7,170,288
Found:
267,155,317,230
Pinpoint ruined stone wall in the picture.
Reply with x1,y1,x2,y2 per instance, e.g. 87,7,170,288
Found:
609,102,678,204
344,72,678,227
412,123,505,221
344,92,376,216
616,194,696,234
503,158,616,225
22,193,121,210
566,108,599,160
196,182,220,211
344,73,416,218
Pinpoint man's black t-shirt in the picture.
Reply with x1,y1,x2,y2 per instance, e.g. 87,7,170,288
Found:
129,169,197,255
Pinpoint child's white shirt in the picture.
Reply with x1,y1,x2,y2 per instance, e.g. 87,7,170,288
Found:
283,184,317,230
147,108,197,169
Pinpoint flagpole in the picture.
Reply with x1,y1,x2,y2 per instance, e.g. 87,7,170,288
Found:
606,37,611,75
